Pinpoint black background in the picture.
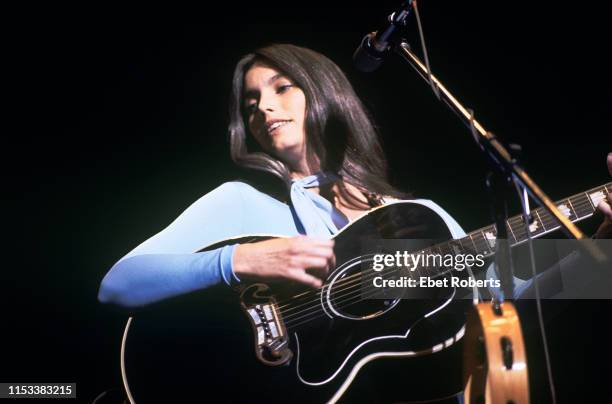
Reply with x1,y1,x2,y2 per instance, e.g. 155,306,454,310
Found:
3,1,611,402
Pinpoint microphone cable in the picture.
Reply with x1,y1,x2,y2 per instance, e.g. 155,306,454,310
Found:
514,181,557,404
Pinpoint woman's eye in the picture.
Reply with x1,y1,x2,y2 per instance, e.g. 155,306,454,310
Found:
277,84,293,94
246,103,258,113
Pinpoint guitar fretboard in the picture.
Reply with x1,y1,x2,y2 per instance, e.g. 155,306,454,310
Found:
421,182,611,263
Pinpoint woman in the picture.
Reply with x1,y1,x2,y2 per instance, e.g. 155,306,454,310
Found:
98,43,611,404
97,44,475,307
98,44,612,307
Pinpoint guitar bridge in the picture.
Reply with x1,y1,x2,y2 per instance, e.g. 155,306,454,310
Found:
241,284,293,366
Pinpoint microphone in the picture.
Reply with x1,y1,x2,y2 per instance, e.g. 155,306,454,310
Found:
353,32,388,73
353,1,413,72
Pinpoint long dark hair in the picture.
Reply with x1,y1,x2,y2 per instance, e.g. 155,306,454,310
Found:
228,44,409,206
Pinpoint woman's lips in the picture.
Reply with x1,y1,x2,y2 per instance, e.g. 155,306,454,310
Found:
267,120,292,135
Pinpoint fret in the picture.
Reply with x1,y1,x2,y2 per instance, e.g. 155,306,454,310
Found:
532,209,547,233
366,183,611,293
565,197,578,219
430,250,446,277
536,208,553,231
584,191,596,210
459,236,475,255
507,216,526,244
556,199,576,221
478,230,493,254
430,244,442,257
482,226,497,252
538,207,566,234
420,247,434,277
506,218,518,243
468,233,479,254
438,241,453,257
448,239,464,256
432,244,445,273
471,231,492,255
414,183,607,262
517,210,544,237
569,193,591,218
587,188,608,212
530,200,575,234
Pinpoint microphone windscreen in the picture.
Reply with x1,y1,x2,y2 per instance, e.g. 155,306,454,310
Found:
353,33,386,73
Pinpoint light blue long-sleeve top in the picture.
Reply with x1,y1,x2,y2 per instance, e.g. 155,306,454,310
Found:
98,174,469,307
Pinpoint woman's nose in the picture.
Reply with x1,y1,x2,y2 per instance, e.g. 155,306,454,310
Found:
258,92,279,112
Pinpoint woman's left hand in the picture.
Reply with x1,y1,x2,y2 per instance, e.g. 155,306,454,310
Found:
593,153,612,239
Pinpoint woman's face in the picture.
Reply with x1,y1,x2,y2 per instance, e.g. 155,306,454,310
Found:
243,62,307,169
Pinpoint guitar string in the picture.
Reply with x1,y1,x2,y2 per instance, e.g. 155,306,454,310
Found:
241,189,604,326
279,255,445,318
275,194,598,315
511,193,599,227
280,260,432,320
513,195,596,228
508,197,597,240
284,269,409,328
286,289,432,330
282,261,455,326
275,195,600,324
286,281,402,329
275,242,462,311
284,272,432,328
278,252,445,314
281,190,599,329
529,197,600,230
278,203,601,330
284,269,457,330
277,249,440,312
279,195,601,328
511,185,609,235
278,252,436,316
279,194,592,316
280,239,479,324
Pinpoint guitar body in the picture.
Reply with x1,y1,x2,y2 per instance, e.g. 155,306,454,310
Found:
121,202,472,403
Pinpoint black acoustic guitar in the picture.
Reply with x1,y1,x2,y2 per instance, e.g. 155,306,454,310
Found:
119,183,609,403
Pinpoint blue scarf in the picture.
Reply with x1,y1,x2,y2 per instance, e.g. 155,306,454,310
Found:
290,172,349,237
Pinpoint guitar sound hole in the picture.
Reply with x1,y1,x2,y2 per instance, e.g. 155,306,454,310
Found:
326,264,400,320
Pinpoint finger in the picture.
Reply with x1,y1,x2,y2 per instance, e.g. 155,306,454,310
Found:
291,255,330,270
598,200,612,221
300,236,335,247
303,246,335,259
306,264,330,280
291,239,334,258
289,237,333,255
288,269,323,288
329,253,336,270
607,152,612,176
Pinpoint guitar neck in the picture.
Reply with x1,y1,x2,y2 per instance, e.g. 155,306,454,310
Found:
427,182,611,259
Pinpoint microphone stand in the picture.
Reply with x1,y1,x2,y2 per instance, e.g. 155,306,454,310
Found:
391,40,608,285
486,170,515,302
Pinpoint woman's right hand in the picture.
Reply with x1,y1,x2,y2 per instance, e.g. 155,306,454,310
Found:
232,236,335,288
